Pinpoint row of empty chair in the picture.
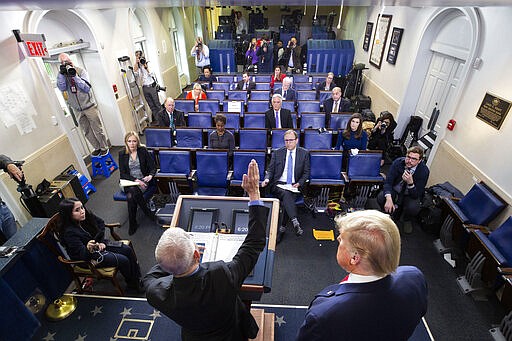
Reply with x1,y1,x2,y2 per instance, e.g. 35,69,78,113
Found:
174,98,346,116
213,74,331,85
145,127,360,151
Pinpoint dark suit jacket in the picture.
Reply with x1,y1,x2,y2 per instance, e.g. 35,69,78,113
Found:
316,81,336,99
265,146,310,188
383,157,430,200
297,266,428,341
322,97,349,113
274,87,296,101
157,109,186,128
264,108,294,129
144,205,269,341
60,214,106,261
235,80,256,93
119,147,157,181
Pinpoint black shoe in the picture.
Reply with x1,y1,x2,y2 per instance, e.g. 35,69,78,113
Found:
91,149,101,157
129,223,139,235
100,148,109,156
127,279,145,293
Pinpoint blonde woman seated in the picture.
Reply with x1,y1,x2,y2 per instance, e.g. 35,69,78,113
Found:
186,83,207,111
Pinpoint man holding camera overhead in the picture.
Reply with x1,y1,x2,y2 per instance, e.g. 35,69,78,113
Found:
190,37,210,76
57,53,109,157
134,50,161,122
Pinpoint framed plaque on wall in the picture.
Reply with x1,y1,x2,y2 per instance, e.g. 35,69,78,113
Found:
369,14,392,69
363,22,373,51
386,27,404,65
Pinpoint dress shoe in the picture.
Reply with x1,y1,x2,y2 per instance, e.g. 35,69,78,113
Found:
91,149,101,157
100,148,110,157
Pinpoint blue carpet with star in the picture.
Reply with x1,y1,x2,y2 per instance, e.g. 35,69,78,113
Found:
34,295,431,340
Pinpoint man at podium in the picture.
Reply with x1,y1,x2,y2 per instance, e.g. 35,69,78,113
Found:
144,160,269,340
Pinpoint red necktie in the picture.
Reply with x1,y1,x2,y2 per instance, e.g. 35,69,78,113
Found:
340,275,349,283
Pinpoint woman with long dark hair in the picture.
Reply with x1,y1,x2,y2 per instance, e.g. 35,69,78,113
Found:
119,131,156,235
335,113,368,151
57,197,142,290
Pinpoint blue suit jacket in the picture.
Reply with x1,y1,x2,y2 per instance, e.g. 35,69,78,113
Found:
383,157,430,200
297,266,428,341
274,87,296,101
265,146,310,188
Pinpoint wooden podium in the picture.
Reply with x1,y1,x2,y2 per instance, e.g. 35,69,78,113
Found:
170,195,280,301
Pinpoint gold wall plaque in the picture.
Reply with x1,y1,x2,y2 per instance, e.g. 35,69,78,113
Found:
476,92,511,130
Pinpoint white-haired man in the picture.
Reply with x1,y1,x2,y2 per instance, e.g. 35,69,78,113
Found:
144,160,269,340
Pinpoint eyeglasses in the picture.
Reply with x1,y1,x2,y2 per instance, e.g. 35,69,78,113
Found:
327,77,334,80
405,155,420,161
284,139,296,142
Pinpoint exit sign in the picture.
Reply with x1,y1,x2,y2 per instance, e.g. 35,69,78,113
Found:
13,30,49,58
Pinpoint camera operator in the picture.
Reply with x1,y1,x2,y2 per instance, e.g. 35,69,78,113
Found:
134,50,161,122
57,53,109,157
0,155,23,241
235,11,247,35
284,36,301,74
190,37,210,76
257,41,272,73
368,112,397,165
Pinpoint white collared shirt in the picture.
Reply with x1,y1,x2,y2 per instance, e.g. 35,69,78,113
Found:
343,273,384,284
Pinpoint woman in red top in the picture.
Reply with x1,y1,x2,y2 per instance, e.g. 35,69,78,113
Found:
270,66,286,91
186,83,207,111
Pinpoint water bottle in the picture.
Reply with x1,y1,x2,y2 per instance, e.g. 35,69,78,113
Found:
227,64,230,74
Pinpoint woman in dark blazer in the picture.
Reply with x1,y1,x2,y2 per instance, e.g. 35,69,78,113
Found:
119,131,156,235
57,197,141,290
335,113,368,151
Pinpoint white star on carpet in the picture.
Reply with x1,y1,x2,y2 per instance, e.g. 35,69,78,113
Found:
42,332,56,341
120,307,132,318
91,305,103,316
74,333,86,341
109,338,117,341
149,309,161,319
275,315,286,327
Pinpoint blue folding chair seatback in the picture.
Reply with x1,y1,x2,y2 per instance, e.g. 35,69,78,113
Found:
195,151,229,196
206,90,225,102
145,128,172,148
318,91,332,105
239,129,267,150
255,83,270,91
243,113,266,128
250,91,271,101
247,100,270,113
212,82,230,93
231,151,266,186
311,76,324,86
329,113,353,130
254,75,270,82
295,83,314,91
446,182,507,225
300,113,326,130
298,101,321,115
293,74,310,83
188,113,212,128
474,216,512,268
175,128,203,148
198,100,220,116
157,150,191,178
297,91,317,101
223,113,240,129
271,129,300,150
174,99,195,115
222,101,244,115
304,129,333,150
281,100,295,112
347,152,384,181
310,153,344,185
228,90,248,101
216,75,234,84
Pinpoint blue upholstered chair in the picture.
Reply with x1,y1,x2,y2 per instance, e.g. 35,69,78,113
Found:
175,128,203,148
247,100,270,113
194,151,230,196
271,129,300,150
212,82,231,93
255,82,270,91
304,129,333,150
174,99,195,115
318,91,331,105
206,90,225,102
223,113,240,130
281,100,295,113
297,91,317,100
309,151,345,209
155,149,193,197
222,101,244,115
187,112,212,128
295,82,314,91
250,91,270,101
198,100,220,116
329,113,352,130
239,129,267,150
145,128,172,149
230,151,266,187
254,75,271,82
216,75,234,84
228,90,248,102
297,101,320,115
243,113,266,128
292,74,310,83
300,113,326,130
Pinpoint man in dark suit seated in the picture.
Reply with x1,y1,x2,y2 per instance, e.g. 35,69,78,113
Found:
322,86,346,113
234,71,256,93
144,160,269,341
265,94,294,129
377,146,430,233
316,72,336,99
297,209,428,340
157,97,186,129
262,130,310,241
274,77,296,102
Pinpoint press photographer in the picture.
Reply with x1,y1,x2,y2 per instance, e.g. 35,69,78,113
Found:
134,50,165,121
190,37,210,75
245,37,259,72
57,53,109,157
284,36,301,74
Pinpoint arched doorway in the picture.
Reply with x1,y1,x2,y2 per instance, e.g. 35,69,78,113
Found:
399,8,481,164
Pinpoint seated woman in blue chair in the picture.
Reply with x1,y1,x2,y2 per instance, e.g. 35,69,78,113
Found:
57,197,142,291
335,113,368,151
119,131,156,235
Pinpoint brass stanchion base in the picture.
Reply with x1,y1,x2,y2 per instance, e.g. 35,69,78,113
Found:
45,295,77,321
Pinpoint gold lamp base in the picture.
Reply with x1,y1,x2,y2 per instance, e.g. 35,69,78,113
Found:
45,295,78,321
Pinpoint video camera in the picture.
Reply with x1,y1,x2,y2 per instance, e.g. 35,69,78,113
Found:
59,63,77,77
139,57,146,65
10,161,43,217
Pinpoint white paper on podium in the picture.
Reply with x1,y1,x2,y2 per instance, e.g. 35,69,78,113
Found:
120,179,140,188
277,184,300,193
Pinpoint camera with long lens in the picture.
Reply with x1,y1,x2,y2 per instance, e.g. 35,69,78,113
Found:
139,57,146,65
381,122,387,129
59,63,76,77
